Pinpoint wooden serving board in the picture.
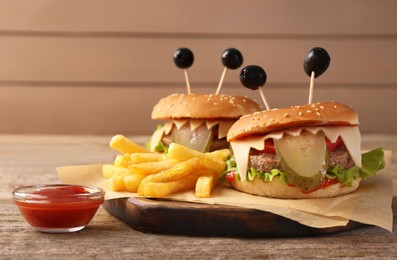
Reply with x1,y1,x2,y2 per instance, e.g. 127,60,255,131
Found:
103,198,363,237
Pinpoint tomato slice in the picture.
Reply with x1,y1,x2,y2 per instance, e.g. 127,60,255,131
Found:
326,137,344,152
225,171,236,183
264,138,276,154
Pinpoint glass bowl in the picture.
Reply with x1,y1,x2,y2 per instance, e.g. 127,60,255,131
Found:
12,184,105,233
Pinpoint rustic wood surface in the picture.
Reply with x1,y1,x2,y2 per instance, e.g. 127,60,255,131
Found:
1,134,396,259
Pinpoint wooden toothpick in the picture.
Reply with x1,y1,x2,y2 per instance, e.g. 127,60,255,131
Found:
258,87,270,110
215,67,228,95
308,71,315,104
184,69,192,94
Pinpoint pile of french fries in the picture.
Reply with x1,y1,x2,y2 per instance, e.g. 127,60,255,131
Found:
102,135,229,198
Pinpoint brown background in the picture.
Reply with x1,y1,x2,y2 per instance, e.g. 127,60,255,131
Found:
0,0,396,135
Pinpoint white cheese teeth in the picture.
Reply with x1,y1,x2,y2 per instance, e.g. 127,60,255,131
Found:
230,126,361,182
149,120,235,152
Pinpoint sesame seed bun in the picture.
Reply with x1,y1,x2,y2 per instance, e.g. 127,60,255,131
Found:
151,93,261,120
227,101,359,141
231,177,361,199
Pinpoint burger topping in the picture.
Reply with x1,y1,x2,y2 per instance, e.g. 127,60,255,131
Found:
275,131,328,191
223,147,384,193
248,145,354,177
149,120,235,152
172,124,213,152
230,126,361,182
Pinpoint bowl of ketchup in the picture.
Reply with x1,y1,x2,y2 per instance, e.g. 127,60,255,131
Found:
12,184,105,233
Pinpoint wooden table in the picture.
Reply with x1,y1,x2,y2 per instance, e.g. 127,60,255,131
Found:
1,134,396,259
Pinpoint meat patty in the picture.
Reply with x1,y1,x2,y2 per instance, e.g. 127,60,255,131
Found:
248,145,354,173
328,147,355,169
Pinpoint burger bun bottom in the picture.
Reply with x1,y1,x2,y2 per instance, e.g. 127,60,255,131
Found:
231,177,360,199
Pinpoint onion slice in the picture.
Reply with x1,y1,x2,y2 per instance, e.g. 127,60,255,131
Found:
172,123,213,152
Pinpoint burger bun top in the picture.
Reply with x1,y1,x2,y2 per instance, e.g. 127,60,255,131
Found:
152,93,261,120
227,101,359,141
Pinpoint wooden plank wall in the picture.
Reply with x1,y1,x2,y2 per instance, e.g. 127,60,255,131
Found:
0,0,396,135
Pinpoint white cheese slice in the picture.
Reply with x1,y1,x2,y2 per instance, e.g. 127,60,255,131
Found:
173,120,189,130
189,119,206,130
206,121,219,130
230,126,361,182
164,121,174,135
218,121,235,139
171,120,235,140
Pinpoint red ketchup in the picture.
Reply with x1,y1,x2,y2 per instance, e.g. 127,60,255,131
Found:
301,178,340,194
13,185,104,233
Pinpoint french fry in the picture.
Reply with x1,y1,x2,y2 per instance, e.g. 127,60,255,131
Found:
167,143,225,174
195,174,220,198
108,172,128,191
103,164,128,178
206,149,230,161
124,174,147,193
106,136,228,198
138,175,198,197
128,159,179,175
114,154,132,168
109,135,148,154
129,153,164,164
141,157,200,183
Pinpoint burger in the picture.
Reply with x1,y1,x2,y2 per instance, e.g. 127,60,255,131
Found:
223,101,385,199
148,93,261,153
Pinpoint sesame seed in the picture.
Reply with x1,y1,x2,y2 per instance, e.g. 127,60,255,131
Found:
269,118,275,122
316,112,321,116
320,106,325,109
284,113,289,118
299,112,303,116
307,110,312,113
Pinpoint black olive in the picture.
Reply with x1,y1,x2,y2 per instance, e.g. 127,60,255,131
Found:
303,47,331,78
173,48,194,69
240,65,267,90
221,48,243,69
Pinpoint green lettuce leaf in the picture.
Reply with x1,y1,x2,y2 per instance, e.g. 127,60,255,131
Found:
145,125,168,153
248,167,288,184
221,156,239,182
327,147,385,187
153,141,168,154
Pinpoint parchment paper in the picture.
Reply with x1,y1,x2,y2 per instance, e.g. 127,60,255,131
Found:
57,151,393,232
